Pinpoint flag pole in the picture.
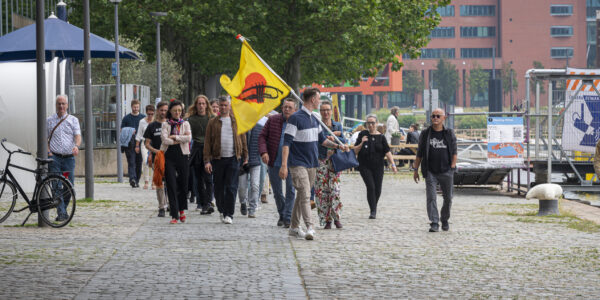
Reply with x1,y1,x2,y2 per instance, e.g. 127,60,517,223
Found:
235,34,344,145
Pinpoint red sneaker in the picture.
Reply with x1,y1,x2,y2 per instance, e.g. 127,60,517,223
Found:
170,219,178,224
179,211,186,223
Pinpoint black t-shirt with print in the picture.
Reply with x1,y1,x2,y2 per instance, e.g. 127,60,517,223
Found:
427,129,450,174
144,121,163,151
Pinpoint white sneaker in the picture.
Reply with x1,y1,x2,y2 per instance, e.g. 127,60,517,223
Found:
288,227,305,239
305,226,315,240
220,214,225,223
224,216,233,224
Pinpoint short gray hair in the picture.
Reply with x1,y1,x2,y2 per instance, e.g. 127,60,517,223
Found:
56,94,68,102
366,114,378,122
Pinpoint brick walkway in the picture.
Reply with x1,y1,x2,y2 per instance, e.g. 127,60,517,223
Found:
1,174,599,299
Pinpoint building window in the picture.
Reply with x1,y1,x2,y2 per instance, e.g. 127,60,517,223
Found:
437,5,455,17
551,47,574,58
587,0,600,19
588,22,597,44
551,5,573,16
420,48,455,59
387,92,414,108
461,48,494,58
430,27,455,38
460,27,496,38
460,5,495,16
551,26,573,37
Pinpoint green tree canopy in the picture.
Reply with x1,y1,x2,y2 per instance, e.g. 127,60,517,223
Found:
433,58,459,104
402,69,424,98
501,62,518,96
468,63,488,98
69,0,450,104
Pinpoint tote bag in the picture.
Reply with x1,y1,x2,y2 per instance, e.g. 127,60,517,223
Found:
330,149,359,173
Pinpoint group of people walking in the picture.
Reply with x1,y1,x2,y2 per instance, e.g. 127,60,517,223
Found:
117,88,457,238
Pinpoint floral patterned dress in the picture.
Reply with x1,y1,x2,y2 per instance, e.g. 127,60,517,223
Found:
314,120,345,226
315,158,342,226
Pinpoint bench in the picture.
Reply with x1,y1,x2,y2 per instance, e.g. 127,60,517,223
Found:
389,144,418,167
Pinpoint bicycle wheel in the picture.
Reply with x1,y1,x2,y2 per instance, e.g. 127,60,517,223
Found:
36,175,76,228
0,179,17,223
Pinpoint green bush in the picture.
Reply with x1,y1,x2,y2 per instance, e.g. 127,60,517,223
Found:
457,115,487,129
397,115,416,128
373,108,390,123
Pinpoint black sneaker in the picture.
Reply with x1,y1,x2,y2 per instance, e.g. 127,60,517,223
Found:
129,179,136,188
429,223,439,232
369,212,376,219
200,206,209,215
158,209,165,217
283,222,291,228
241,203,247,215
277,219,284,227
442,221,449,231
206,206,214,214
55,214,67,222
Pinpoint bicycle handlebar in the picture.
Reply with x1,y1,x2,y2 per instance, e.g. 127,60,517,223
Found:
1,138,32,156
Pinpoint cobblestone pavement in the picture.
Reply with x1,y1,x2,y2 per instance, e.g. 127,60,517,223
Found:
0,174,599,299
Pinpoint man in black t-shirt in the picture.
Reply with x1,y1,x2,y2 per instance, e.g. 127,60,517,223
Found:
144,102,168,217
412,109,457,233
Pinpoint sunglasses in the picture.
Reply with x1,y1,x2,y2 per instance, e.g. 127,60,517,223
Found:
366,121,376,125
431,114,443,119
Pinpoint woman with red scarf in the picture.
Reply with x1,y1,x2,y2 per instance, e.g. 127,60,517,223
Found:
160,100,192,224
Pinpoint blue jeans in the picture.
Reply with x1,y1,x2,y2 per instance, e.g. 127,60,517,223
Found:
49,155,75,217
125,138,142,184
268,166,295,223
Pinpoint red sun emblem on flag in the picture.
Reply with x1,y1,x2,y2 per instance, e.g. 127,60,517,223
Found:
238,72,285,104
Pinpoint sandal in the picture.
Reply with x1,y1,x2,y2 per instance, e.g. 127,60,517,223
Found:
143,182,149,189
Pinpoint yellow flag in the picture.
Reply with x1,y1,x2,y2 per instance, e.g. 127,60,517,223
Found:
331,94,342,123
220,40,291,134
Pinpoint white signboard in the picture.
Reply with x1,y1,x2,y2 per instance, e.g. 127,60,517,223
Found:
487,117,524,164
562,68,600,153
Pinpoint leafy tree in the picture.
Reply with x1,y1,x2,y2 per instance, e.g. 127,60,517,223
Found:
402,69,424,103
75,37,184,102
501,62,518,96
433,58,459,104
69,0,450,104
468,63,488,99
532,61,546,94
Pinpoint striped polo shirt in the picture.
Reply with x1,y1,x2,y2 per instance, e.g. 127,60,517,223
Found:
283,106,326,168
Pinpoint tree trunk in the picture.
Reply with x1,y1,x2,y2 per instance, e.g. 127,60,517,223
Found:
283,47,302,95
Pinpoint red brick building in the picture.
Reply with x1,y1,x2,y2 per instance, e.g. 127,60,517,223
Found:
403,0,589,108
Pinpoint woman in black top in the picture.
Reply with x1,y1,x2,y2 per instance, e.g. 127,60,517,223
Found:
354,114,397,219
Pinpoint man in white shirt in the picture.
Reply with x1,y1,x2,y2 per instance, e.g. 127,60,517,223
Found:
385,106,400,145
47,95,81,221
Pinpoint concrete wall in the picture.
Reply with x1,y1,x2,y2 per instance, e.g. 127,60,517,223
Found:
74,148,127,177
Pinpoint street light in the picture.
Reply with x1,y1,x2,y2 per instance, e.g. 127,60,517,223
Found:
110,0,123,183
150,12,167,103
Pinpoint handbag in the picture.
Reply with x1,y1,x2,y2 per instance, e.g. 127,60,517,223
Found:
330,149,359,173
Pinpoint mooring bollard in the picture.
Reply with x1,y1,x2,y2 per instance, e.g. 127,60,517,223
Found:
525,183,563,216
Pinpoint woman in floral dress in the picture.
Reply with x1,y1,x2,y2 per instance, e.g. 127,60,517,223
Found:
315,100,346,229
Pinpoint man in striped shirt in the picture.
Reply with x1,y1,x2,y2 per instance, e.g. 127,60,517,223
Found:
279,88,348,240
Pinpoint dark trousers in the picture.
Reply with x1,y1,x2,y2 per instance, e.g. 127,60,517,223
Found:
359,164,384,214
212,157,239,218
164,146,189,219
192,147,214,209
425,169,453,225
125,137,142,184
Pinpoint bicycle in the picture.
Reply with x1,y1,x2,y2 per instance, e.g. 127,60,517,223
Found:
0,138,76,228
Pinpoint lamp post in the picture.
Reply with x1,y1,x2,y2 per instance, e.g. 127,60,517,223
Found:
150,12,167,103
110,0,123,183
